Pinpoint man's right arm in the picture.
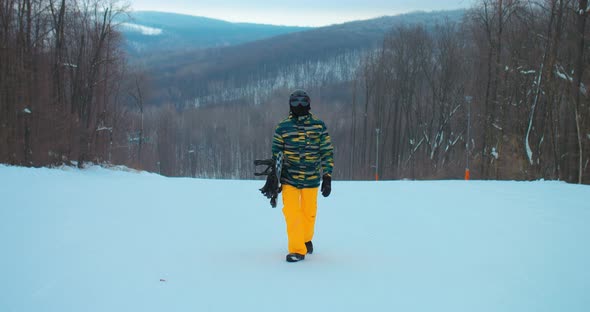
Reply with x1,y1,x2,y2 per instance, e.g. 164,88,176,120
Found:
272,125,283,160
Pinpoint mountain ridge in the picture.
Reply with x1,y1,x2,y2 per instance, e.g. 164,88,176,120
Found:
120,11,312,56
136,9,466,106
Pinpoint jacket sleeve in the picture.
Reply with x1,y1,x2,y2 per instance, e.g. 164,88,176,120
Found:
272,124,284,160
320,123,334,176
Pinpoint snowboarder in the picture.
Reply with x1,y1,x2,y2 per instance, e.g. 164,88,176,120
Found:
265,89,334,262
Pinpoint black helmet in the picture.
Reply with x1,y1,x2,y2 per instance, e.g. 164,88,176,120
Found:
289,89,311,117
289,89,310,106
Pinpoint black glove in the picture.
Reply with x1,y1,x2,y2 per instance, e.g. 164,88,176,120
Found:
321,174,331,197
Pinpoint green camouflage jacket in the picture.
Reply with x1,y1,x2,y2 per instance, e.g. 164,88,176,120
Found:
272,113,334,189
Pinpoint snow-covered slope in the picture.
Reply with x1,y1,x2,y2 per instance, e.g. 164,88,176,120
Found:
1,165,589,312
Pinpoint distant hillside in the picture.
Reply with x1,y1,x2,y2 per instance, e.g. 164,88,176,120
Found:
119,11,311,56
139,10,466,106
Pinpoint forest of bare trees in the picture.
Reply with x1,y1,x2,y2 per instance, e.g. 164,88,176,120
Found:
0,0,132,168
345,0,589,184
1,0,589,184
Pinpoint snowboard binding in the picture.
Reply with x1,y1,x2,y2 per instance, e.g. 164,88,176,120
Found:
254,152,283,208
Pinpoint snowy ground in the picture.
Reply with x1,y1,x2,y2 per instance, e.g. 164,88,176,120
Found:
1,165,589,312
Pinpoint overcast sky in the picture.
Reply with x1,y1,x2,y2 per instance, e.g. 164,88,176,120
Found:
129,0,474,27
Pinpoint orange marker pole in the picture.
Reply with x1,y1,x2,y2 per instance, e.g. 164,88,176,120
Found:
464,168,470,180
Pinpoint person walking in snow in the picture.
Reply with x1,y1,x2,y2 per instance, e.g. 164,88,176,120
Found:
268,89,334,262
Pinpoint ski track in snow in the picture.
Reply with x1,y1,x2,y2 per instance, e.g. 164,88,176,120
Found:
0,165,589,312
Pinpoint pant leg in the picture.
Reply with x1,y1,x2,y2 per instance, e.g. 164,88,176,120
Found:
282,184,306,255
301,187,319,243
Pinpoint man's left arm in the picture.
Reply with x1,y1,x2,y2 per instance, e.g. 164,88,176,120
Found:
319,123,334,175
319,123,334,197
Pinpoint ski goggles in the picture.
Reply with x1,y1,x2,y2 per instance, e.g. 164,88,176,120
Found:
289,96,310,107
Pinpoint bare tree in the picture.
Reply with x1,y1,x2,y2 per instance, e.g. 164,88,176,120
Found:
571,0,587,184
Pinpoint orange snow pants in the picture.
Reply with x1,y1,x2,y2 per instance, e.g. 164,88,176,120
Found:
281,184,319,255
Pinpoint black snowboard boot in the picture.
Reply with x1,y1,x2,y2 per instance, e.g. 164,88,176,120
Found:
286,253,305,262
305,241,313,254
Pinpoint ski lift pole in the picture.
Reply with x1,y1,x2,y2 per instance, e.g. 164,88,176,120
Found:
375,128,380,181
465,96,472,180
